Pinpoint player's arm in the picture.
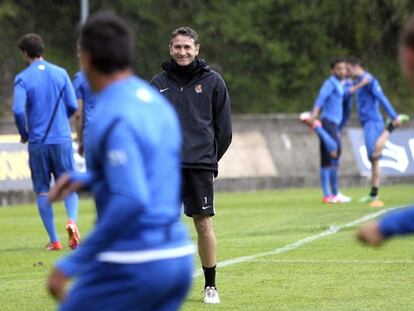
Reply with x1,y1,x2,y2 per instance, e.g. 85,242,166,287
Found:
54,121,149,278
12,78,29,143
213,75,232,162
358,207,414,246
63,72,78,118
349,74,372,94
74,100,84,155
370,79,398,123
73,75,85,155
309,80,334,122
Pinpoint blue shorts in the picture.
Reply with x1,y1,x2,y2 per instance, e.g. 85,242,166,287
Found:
28,142,75,194
363,121,384,160
59,255,193,311
320,118,341,167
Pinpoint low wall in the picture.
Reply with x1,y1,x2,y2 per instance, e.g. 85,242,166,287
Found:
1,114,413,205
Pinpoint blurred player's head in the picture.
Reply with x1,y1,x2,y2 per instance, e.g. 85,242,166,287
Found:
169,27,200,66
17,33,44,64
79,11,134,90
330,57,347,80
346,56,364,78
399,14,414,86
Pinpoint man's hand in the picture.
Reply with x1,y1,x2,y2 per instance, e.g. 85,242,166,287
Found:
392,117,402,128
357,221,385,246
47,267,70,301
20,136,28,144
49,174,84,202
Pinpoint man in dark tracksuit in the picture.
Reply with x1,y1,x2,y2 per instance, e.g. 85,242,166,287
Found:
151,27,232,304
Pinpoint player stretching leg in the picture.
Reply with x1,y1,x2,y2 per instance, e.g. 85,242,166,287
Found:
47,12,194,311
302,58,352,203
346,57,407,205
13,34,80,250
357,14,414,245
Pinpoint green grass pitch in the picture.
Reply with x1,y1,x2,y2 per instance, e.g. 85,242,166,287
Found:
1,185,414,310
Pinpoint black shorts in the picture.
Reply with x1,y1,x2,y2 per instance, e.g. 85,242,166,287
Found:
182,169,215,217
320,118,341,167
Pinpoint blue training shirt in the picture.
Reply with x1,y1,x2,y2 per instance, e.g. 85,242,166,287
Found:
379,207,414,238
72,71,96,140
354,72,397,124
13,59,78,144
56,76,193,277
313,75,344,125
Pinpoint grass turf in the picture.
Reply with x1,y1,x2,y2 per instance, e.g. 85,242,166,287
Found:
0,185,413,310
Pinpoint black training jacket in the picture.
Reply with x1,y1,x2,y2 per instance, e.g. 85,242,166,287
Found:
151,59,232,175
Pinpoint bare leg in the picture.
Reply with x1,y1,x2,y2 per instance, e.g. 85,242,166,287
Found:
372,130,390,159
371,158,380,189
193,215,217,267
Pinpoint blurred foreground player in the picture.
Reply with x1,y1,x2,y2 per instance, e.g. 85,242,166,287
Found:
47,11,194,311
13,33,80,250
151,27,232,303
358,14,414,245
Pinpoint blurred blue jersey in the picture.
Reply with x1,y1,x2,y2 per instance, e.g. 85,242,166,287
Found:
313,75,344,125
73,71,96,138
13,59,77,144
354,72,397,124
57,76,193,277
379,207,414,238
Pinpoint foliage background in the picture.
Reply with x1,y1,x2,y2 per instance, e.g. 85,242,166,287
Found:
1,0,414,116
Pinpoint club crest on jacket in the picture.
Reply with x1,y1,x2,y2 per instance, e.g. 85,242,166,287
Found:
195,84,203,94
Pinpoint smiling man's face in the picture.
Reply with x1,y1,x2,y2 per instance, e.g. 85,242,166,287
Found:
169,34,200,67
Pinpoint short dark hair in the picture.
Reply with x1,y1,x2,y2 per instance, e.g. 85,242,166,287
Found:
346,56,363,67
18,33,44,58
80,11,134,74
170,27,199,45
400,14,414,49
330,57,346,69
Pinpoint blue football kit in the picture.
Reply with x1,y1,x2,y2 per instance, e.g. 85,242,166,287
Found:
13,59,79,244
354,72,398,159
72,70,96,161
313,75,345,197
57,76,194,311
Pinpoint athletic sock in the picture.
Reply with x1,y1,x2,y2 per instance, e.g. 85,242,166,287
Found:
329,167,339,196
37,195,59,243
314,127,338,155
370,187,379,197
64,192,79,222
203,265,217,288
320,168,332,197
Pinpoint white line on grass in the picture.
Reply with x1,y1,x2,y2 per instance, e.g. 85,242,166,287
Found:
248,259,414,264
193,205,407,277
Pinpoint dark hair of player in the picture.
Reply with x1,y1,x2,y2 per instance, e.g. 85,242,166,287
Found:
346,56,363,67
170,27,199,45
330,57,346,69
17,33,44,58
79,11,134,74
400,14,414,49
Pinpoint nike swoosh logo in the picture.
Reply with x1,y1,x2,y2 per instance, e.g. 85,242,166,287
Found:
202,205,212,210
160,88,169,93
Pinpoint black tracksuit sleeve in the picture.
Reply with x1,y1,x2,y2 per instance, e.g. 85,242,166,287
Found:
213,74,232,162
